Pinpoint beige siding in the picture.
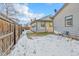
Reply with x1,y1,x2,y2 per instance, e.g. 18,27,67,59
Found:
54,3,79,35
45,22,53,32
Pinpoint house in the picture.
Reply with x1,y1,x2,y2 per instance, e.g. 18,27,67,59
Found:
53,3,79,36
31,16,54,32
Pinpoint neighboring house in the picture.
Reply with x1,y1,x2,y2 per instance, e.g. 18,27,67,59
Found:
53,3,79,36
31,16,54,32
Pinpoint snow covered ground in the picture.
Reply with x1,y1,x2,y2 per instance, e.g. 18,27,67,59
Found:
8,30,79,56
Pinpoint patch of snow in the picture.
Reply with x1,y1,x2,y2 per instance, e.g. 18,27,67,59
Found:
8,30,79,56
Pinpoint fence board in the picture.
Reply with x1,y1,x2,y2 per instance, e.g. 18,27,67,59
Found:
0,32,13,39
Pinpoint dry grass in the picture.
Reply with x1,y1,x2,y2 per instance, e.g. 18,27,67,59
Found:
27,32,54,39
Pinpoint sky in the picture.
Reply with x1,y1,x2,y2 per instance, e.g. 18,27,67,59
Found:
28,3,64,16
0,3,64,25
19,3,64,25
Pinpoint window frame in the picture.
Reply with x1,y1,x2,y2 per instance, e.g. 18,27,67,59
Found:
65,15,73,27
41,22,45,27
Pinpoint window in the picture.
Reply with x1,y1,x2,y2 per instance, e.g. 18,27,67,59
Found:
41,22,45,27
32,25,35,28
65,15,73,27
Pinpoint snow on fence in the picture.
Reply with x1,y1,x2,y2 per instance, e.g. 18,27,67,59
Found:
0,14,22,55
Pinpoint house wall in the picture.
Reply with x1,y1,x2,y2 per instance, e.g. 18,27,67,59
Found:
54,3,79,35
45,22,53,32
37,21,46,32
31,22,37,32
32,21,53,32
36,21,53,32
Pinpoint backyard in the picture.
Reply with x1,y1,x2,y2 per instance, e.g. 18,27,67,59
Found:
8,30,79,56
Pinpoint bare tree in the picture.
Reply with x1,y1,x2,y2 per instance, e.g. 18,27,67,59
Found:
3,3,18,17
0,3,20,22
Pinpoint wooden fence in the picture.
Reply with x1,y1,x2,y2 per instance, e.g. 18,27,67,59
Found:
14,25,22,44
0,15,22,55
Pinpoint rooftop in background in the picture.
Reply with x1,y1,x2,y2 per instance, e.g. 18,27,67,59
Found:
31,15,53,24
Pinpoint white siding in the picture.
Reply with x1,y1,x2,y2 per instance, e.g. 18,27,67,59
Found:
37,22,46,32
31,22,46,32
31,23,36,32
54,3,79,35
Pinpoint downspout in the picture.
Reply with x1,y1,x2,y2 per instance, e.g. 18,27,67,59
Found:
52,19,54,33
50,17,54,33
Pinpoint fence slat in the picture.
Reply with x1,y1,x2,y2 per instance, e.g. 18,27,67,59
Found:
0,32,13,39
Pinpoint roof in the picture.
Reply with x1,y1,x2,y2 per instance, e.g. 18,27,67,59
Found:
31,15,53,24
